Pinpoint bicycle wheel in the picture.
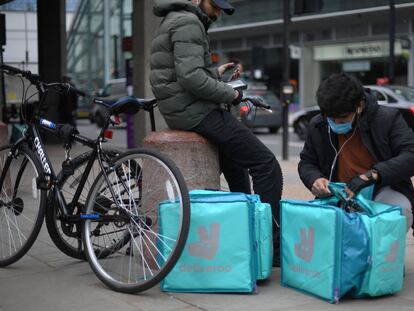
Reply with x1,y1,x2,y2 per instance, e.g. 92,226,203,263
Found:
45,149,120,260
0,144,46,266
83,149,190,293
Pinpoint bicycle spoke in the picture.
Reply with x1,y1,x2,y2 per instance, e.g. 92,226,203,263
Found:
82,150,189,293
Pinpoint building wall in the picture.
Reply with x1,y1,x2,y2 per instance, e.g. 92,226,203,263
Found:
209,0,414,108
0,9,75,73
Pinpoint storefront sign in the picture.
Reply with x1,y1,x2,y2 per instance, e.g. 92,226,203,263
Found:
314,41,402,61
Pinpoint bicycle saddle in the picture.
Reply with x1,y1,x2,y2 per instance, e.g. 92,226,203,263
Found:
93,96,157,115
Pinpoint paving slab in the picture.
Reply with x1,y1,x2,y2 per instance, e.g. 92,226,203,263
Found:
1,141,413,311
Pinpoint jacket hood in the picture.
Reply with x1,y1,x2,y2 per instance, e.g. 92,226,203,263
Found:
153,0,212,28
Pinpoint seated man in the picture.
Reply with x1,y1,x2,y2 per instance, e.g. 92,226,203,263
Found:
150,0,283,265
298,72,414,232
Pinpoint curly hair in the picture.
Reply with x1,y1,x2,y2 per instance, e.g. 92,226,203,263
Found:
316,72,364,117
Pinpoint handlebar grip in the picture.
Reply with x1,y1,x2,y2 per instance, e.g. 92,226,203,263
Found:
69,85,86,97
1,64,39,82
248,97,271,110
1,64,24,75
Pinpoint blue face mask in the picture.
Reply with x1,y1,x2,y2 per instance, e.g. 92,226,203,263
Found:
327,113,356,134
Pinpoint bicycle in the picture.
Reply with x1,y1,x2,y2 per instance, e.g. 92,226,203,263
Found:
45,89,163,261
0,64,190,293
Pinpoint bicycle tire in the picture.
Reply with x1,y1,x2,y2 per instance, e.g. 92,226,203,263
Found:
45,149,120,260
82,148,190,293
0,144,46,266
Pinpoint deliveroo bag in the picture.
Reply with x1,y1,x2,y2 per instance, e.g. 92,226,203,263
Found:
281,183,406,303
159,190,257,292
191,191,273,280
250,194,273,280
280,195,370,303
352,198,406,297
328,184,407,297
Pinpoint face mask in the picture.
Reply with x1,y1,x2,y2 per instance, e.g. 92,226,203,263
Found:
327,113,356,134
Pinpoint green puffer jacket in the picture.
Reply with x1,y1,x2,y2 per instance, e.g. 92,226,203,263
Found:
150,0,235,130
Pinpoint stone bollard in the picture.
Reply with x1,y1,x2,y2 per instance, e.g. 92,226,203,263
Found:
143,130,220,191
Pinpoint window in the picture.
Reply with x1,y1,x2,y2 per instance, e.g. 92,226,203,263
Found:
246,35,269,48
371,90,386,101
222,38,243,50
387,95,398,104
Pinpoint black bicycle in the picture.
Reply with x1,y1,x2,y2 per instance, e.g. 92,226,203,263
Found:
0,64,190,293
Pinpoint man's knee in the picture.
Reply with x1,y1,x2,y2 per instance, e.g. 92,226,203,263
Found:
375,187,413,232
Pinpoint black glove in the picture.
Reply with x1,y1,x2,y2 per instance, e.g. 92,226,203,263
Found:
232,90,243,106
347,170,376,194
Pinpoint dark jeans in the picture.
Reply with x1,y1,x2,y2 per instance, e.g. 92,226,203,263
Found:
192,109,283,252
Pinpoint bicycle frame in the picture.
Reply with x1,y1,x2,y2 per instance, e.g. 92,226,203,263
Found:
0,117,116,224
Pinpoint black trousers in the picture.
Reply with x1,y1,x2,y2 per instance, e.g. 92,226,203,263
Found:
192,109,283,251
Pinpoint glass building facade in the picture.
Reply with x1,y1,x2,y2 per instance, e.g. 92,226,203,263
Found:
0,0,79,12
64,0,414,109
66,0,132,97
214,0,414,27
208,0,414,107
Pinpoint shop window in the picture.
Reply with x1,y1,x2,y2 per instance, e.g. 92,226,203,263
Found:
336,24,368,39
321,29,332,40
247,35,269,48
222,38,243,50
372,23,387,36
396,20,409,34
291,31,299,43
273,34,283,45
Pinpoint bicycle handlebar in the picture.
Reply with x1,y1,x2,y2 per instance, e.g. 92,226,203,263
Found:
1,64,40,83
243,97,271,110
1,64,85,96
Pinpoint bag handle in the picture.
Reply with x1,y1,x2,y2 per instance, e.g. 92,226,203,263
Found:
328,183,365,212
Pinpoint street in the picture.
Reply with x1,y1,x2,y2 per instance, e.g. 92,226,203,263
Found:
76,119,306,159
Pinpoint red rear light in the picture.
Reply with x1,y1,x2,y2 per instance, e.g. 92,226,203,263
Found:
240,105,249,117
410,106,414,115
104,129,113,139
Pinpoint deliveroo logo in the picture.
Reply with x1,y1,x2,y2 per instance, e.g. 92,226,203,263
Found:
188,223,220,260
385,240,399,263
295,227,315,262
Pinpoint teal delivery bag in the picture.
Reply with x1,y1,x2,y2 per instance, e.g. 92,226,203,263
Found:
159,190,259,292
327,184,406,297
281,197,369,303
250,194,273,280
352,198,406,297
281,183,406,303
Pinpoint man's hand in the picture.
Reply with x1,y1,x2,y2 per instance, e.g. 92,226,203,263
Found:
311,178,331,197
218,62,235,77
232,90,243,106
345,170,378,199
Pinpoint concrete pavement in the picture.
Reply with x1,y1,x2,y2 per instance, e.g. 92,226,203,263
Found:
0,141,413,311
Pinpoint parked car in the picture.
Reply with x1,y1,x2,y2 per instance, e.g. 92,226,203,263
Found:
367,85,414,129
292,85,414,140
291,104,320,140
239,88,283,133
90,78,127,127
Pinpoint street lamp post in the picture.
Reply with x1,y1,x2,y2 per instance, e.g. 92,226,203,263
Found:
389,0,395,84
281,0,290,160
